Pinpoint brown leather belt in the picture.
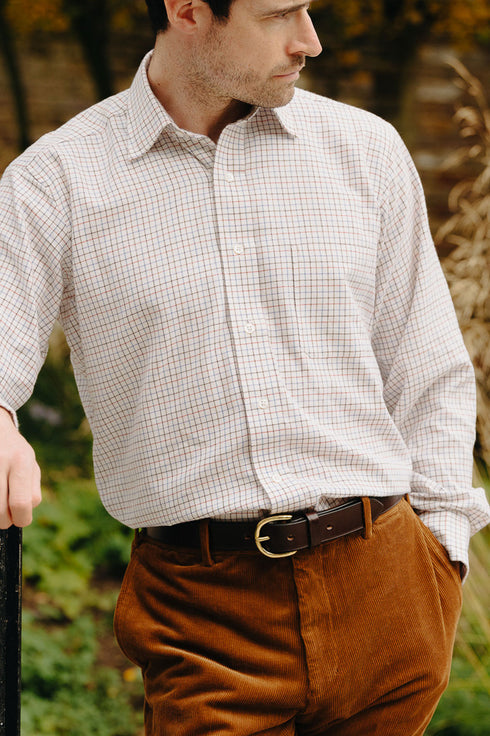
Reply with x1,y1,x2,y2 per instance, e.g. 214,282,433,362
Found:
144,495,403,559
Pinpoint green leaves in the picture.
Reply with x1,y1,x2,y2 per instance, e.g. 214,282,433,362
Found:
21,479,143,735
22,613,143,736
23,479,132,618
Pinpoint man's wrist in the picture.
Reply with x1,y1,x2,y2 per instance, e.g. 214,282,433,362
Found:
0,404,18,428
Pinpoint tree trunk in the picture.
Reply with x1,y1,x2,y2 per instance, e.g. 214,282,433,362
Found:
370,0,438,125
62,0,114,100
369,37,419,126
0,0,30,151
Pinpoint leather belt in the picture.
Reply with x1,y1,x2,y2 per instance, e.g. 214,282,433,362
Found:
144,495,403,558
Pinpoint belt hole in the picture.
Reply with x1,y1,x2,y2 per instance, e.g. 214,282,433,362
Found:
244,534,252,541
327,525,333,531
287,534,295,542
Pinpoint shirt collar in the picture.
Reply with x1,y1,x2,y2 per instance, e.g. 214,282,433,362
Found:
127,51,176,160
268,99,301,138
127,51,300,159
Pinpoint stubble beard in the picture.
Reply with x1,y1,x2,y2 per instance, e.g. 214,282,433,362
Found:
188,25,304,110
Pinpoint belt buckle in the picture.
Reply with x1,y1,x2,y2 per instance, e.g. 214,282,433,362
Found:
254,514,298,559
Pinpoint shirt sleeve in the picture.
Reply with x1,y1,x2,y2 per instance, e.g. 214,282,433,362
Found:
0,148,71,423
370,128,490,572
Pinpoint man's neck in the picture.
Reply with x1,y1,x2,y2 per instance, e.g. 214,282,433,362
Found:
147,35,251,143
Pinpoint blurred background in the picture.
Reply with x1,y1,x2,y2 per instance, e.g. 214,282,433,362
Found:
0,1,489,734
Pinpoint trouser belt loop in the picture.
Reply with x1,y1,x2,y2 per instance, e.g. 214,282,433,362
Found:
361,497,373,540
199,519,214,566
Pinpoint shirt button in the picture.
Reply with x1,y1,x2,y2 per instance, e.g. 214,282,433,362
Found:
245,322,256,334
272,473,282,483
258,398,269,409
233,245,244,255
223,170,234,183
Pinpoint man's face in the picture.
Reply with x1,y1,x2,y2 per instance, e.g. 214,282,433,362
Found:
188,0,322,109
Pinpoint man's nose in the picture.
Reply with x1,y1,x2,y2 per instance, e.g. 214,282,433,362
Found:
288,11,322,58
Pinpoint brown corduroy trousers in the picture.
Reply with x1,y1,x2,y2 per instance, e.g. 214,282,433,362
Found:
114,498,462,735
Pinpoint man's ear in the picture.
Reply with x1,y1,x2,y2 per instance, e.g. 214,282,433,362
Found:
163,0,210,32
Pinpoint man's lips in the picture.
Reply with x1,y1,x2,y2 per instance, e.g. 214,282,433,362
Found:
274,67,304,79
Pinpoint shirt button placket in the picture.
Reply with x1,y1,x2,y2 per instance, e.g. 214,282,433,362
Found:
214,139,277,500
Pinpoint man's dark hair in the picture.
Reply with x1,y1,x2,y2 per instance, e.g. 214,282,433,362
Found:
145,0,234,34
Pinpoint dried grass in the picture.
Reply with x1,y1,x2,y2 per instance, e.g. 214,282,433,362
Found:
437,59,490,475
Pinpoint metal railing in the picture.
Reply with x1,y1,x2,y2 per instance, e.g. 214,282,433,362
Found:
0,528,22,736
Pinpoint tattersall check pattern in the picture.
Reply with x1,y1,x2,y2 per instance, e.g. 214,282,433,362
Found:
1,53,489,568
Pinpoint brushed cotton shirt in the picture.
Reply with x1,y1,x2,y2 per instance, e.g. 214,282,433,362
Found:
1,53,489,567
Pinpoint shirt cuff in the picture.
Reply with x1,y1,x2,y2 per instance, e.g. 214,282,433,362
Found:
417,509,471,581
0,401,19,429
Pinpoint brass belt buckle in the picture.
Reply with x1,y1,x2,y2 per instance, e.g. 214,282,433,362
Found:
254,514,298,558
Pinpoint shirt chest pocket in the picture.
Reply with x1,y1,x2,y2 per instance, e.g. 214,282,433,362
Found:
288,196,379,358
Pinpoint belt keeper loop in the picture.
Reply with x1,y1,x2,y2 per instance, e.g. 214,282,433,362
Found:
305,507,323,547
199,520,214,566
361,497,373,540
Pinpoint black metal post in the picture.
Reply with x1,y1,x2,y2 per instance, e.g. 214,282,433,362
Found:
0,527,22,736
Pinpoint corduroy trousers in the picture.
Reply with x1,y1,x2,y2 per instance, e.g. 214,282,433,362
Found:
114,498,462,735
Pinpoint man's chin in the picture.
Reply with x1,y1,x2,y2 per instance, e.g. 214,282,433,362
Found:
255,86,296,110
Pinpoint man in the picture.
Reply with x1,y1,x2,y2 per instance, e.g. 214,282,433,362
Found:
0,0,489,733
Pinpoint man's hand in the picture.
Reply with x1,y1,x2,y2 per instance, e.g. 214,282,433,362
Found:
0,407,42,528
